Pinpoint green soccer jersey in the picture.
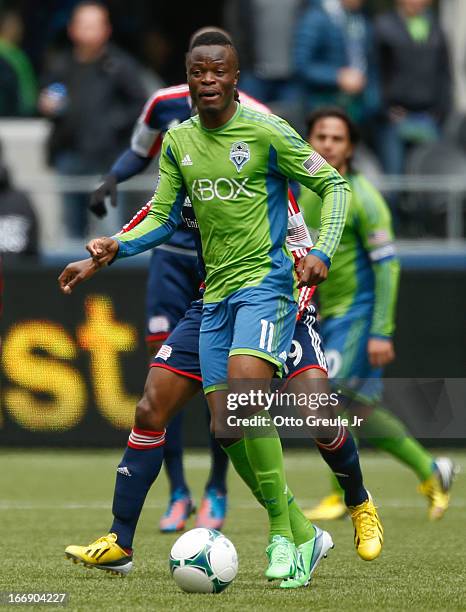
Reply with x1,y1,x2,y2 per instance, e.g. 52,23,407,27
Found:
300,172,400,337
116,103,350,303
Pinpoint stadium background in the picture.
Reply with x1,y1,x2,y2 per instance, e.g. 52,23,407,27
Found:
0,0,465,447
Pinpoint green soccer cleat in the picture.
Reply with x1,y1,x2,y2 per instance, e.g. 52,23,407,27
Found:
265,535,297,581
280,527,334,589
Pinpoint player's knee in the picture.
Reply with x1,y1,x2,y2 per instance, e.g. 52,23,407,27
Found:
135,389,167,431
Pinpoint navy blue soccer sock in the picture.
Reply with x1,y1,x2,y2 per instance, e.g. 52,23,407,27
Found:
205,429,229,494
315,426,368,507
163,412,190,496
111,428,165,549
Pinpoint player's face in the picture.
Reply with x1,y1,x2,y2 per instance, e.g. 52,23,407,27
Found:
308,117,353,175
187,45,239,115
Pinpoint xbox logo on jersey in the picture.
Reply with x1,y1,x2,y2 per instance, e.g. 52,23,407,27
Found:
191,178,252,201
229,141,250,172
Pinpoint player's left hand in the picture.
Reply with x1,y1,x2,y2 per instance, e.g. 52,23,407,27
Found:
297,253,328,287
367,337,395,368
58,258,101,294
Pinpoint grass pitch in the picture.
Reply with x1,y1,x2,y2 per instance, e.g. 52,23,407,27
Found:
1,449,465,611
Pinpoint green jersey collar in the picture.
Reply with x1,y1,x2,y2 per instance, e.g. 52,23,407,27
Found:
199,102,241,133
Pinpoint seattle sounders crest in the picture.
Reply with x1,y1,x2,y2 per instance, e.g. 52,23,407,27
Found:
229,141,250,172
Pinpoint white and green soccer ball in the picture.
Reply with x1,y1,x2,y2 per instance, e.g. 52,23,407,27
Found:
169,528,238,594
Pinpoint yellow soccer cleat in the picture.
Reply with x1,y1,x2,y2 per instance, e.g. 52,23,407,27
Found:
349,495,383,561
304,494,347,521
65,533,133,576
418,457,456,520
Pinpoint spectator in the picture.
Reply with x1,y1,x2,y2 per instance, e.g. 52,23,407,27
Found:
225,0,301,105
0,144,39,258
0,10,37,117
38,1,146,240
374,0,452,176
294,0,379,125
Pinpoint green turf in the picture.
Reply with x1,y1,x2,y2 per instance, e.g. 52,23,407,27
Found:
1,449,465,611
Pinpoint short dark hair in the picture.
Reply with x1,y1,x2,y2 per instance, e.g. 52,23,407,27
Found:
189,30,233,52
306,107,360,145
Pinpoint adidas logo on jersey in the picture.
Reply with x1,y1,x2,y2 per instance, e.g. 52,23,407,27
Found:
181,154,193,166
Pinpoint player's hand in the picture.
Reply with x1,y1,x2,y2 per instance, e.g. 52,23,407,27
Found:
58,258,101,294
89,174,117,218
297,253,328,287
86,237,119,265
367,337,395,368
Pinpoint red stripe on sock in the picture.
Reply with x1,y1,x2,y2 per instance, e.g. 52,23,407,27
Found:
132,427,165,437
316,426,348,451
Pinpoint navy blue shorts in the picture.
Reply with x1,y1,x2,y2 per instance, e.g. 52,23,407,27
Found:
151,301,327,382
145,248,201,344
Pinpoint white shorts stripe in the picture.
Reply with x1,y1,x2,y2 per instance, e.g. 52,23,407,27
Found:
304,309,327,369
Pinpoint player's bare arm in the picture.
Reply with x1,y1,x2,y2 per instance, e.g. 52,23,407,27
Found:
58,258,102,294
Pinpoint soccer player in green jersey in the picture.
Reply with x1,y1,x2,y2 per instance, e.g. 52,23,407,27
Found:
68,33,381,582
299,107,455,521
85,33,345,571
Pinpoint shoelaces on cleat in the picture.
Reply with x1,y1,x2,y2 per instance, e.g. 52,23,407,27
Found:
353,508,379,539
271,541,293,565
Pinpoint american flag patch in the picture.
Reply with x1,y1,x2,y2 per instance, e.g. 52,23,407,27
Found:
368,230,390,246
302,151,326,175
156,345,172,361
287,225,311,243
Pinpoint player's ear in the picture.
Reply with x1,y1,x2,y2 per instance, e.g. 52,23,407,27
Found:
234,70,240,87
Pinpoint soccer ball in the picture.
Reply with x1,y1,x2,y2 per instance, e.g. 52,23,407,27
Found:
169,528,238,594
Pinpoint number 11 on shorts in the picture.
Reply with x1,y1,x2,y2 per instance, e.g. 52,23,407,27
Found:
259,319,274,352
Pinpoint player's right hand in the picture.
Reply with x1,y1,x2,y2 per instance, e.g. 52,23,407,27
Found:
89,174,117,218
86,237,119,265
58,258,101,294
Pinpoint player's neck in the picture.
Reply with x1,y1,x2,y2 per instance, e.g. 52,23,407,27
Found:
199,101,238,130
337,162,349,176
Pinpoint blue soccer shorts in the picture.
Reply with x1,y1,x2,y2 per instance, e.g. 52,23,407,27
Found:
145,247,201,344
151,299,327,388
321,310,383,404
199,286,298,393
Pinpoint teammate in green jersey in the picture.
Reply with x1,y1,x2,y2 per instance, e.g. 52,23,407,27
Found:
298,107,455,521
82,32,370,580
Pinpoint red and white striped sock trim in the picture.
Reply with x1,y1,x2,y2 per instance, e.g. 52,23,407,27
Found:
128,427,166,450
315,425,348,452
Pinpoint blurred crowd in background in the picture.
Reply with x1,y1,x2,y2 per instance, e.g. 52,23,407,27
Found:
1,0,466,256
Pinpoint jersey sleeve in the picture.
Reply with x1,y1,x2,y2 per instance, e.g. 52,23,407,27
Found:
114,132,186,258
269,117,351,267
130,90,165,159
356,179,400,338
286,190,314,262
